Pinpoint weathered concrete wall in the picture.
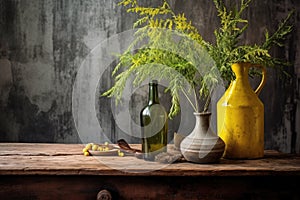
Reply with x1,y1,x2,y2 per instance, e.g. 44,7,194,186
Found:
0,0,123,143
0,0,299,153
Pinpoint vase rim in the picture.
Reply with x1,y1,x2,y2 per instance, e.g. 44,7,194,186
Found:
193,112,211,116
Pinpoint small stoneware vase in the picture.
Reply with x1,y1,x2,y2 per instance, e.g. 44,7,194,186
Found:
180,112,225,164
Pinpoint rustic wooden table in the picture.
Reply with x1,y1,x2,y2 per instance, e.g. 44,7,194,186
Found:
0,143,300,200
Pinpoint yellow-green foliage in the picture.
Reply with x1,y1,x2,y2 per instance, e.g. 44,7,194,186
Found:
103,0,293,118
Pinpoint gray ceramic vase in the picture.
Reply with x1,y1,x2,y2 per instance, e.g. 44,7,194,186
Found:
180,112,225,163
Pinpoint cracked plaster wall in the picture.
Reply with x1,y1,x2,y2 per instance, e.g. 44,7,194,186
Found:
0,0,299,153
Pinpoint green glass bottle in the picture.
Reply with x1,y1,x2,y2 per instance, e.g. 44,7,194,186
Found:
140,80,168,161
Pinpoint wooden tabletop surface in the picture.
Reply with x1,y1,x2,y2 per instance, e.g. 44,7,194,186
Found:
0,143,300,176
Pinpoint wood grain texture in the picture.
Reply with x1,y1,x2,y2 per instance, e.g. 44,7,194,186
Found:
0,143,300,199
0,143,299,176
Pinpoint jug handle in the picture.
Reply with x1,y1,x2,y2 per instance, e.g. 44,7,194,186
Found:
251,64,267,95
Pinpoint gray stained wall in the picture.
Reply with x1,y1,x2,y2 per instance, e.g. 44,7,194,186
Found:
0,0,299,153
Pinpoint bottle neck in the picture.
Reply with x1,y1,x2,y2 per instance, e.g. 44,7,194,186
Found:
148,82,159,105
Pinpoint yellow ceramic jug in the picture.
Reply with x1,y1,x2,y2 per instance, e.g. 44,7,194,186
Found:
217,62,266,159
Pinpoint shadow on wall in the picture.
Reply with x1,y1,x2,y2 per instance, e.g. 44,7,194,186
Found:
0,43,14,141
0,43,13,107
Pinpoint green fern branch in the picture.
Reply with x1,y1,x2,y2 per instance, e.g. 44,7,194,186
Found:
103,0,294,118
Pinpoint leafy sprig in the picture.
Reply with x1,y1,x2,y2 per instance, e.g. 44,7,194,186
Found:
103,0,294,118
